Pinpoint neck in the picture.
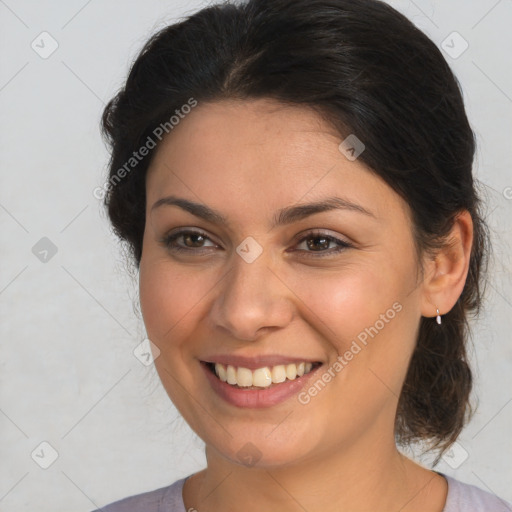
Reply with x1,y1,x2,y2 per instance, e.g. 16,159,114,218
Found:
183,434,445,512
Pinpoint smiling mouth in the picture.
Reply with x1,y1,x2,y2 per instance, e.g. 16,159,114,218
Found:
204,361,322,389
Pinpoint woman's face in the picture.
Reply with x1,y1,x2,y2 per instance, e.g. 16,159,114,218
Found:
139,99,425,467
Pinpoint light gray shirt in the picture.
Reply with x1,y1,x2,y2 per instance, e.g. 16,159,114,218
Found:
93,473,512,511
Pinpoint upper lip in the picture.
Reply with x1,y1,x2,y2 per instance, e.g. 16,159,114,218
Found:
201,354,322,370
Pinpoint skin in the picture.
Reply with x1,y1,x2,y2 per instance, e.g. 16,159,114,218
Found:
139,98,473,512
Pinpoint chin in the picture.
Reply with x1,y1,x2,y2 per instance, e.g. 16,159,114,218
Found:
204,421,322,470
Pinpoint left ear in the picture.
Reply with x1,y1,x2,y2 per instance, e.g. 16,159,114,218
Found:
420,210,474,319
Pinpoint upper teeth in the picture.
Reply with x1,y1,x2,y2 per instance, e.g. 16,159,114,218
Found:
214,362,314,388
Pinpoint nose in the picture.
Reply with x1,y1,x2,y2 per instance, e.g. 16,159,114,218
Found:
209,251,294,341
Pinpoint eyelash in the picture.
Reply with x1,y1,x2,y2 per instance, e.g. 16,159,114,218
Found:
160,229,353,258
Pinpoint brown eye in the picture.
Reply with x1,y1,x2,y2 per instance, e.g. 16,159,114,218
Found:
182,232,207,247
305,235,331,251
161,229,218,252
293,231,353,257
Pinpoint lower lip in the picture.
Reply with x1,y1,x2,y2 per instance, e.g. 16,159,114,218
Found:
201,362,322,409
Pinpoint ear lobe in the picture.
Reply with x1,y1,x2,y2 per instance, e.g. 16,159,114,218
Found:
420,210,474,318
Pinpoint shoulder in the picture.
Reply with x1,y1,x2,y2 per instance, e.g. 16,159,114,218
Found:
91,476,188,512
443,474,512,512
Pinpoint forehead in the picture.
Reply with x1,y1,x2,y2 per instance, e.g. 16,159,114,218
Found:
145,98,410,229
148,98,340,173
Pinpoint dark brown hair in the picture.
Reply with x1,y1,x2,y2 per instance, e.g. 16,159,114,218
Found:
100,0,489,458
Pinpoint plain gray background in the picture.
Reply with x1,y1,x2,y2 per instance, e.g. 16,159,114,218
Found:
1,0,511,510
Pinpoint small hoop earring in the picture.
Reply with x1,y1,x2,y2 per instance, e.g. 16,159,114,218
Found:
436,308,442,325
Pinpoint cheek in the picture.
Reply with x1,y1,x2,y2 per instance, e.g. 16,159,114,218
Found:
284,262,401,343
286,259,418,385
139,259,203,344
138,258,209,413
290,266,418,431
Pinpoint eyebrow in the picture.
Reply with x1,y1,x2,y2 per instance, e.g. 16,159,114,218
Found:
151,194,376,228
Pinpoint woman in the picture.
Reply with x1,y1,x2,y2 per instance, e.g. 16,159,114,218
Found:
95,0,511,510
